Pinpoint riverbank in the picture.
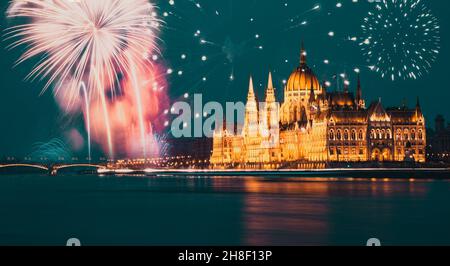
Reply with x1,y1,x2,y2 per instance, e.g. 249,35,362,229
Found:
98,167,450,179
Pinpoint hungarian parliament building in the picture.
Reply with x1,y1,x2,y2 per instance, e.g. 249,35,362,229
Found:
210,45,426,169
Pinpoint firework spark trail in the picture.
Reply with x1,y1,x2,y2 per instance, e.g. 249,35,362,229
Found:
129,60,147,158
29,138,72,162
94,68,114,159
5,0,163,159
80,82,91,161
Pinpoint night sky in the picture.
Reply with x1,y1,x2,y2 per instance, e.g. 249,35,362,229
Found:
1,0,449,158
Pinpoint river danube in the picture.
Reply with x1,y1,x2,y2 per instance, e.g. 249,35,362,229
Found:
1,174,450,245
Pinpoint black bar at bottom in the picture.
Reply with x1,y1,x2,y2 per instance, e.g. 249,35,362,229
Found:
0,246,446,265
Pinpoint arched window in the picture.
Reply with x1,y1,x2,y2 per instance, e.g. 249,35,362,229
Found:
404,129,409,141
387,129,392,139
370,129,375,139
418,130,423,140
396,129,402,140
411,130,416,140
337,130,342,140
329,130,335,140
359,130,364,140
377,129,382,139
351,130,356,141
381,129,386,139
344,130,349,140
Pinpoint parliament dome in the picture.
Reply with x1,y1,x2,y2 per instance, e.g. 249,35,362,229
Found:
286,45,321,93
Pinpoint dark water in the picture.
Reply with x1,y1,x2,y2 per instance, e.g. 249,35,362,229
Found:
1,174,450,246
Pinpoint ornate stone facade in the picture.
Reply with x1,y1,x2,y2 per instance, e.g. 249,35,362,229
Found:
210,45,426,169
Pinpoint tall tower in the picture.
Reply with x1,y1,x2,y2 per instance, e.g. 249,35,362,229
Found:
265,71,276,103
243,76,259,138
264,72,279,144
258,72,280,164
415,97,423,118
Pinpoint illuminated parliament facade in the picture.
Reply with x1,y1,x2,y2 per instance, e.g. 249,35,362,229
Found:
210,46,426,169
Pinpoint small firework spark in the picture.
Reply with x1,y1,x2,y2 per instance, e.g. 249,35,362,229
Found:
360,0,440,81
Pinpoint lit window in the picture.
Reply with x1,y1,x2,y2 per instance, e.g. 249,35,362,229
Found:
387,129,392,139
358,130,364,140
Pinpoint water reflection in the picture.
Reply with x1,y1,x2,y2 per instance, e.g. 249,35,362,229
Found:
243,179,330,245
1,174,449,245
130,176,446,245
215,177,433,245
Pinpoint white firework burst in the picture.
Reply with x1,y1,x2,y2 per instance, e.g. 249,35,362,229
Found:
360,0,440,81
5,0,161,101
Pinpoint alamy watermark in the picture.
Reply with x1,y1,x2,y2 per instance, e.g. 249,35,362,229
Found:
170,94,280,141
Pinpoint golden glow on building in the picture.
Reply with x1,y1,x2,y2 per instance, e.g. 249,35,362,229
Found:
211,45,426,169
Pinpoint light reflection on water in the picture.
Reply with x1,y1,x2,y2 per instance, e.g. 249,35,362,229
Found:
0,174,449,245
234,177,432,245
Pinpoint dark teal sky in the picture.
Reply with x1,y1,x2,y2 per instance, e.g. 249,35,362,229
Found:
1,0,449,158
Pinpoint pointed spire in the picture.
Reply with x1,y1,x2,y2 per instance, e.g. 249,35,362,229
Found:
265,71,276,103
369,97,389,122
267,71,273,89
356,73,362,102
247,76,255,100
300,42,306,65
415,96,423,117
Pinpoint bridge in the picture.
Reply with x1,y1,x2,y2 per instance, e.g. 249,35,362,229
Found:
0,163,107,175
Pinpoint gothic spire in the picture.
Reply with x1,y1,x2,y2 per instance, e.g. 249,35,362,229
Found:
415,96,423,117
267,71,273,89
356,73,362,101
247,76,255,101
265,71,276,103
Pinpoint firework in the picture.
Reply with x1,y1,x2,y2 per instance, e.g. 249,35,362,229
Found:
6,0,162,159
80,82,91,161
360,0,440,81
29,138,72,162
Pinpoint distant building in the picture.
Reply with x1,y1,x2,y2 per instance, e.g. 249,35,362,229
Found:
427,115,450,162
211,44,426,169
